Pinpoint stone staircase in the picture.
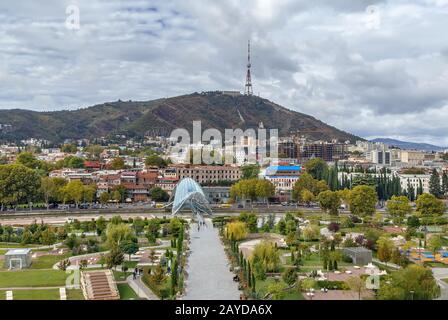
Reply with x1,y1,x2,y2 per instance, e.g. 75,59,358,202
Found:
81,270,120,300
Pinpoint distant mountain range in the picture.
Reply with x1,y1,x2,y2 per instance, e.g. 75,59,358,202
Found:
371,138,446,152
0,92,360,143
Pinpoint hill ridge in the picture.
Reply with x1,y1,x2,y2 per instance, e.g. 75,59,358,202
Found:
0,92,360,143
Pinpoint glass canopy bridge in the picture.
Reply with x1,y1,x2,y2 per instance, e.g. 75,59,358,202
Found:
166,177,212,222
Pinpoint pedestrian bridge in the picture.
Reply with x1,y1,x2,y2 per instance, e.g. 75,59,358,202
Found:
168,178,212,221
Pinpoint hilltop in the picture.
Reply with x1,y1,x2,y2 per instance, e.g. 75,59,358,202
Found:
0,92,360,143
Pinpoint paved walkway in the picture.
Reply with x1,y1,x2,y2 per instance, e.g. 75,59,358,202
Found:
183,219,240,300
126,275,158,300
432,268,448,300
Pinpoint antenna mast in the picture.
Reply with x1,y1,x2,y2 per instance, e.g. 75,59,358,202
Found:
245,40,253,96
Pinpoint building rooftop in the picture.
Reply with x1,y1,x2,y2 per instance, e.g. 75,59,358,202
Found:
5,248,32,255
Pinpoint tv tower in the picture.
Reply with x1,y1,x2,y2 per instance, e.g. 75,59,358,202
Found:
245,40,253,96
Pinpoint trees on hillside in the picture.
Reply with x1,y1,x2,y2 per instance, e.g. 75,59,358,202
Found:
145,155,167,168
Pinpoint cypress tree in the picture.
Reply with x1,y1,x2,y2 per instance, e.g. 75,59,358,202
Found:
429,169,442,198
442,172,448,197
252,273,256,292
247,263,252,287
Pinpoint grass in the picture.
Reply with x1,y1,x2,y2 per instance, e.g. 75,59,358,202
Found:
117,283,139,300
0,289,60,300
0,270,68,288
67,289,85,300
30,253,71,269
113,270,129,281
442,278,448,284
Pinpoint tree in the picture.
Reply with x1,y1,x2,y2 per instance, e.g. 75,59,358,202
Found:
282,268,297,286
346,276,366,300
292,173,328,202
145,155,167,168
238,212,258,233
386,196,412,220
120,240,139,260
255,179,275,205
427,235,443,259
106,223,134,248
267,281,287,300
61,180,84,207
304,158,328,180
300,189,315,207
378,265,440,300
0,164,41,210
150,187,169,202
85,144,104,160
407,215,420,228
250,241,280,276
105,246,124,270
96,216,107,235
99,192,110,205
110,157,126,170
416,193,445,216
41,229,57,245
40,177,66,210
377,237,394,265
429,169,442,198
241,164,260,179
226,222,248,241
317,190,341,215
61,144,78,153
302,225,320,241
348,185,377,216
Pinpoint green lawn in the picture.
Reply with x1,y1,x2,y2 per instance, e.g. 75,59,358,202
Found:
0,270,68,287
30,254,71,269
67,289,85,300
0,289,60,300
117,283,139,300
113,270,129,281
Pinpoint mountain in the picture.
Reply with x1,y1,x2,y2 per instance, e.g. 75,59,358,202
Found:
0,92,360,143
371,138,446,152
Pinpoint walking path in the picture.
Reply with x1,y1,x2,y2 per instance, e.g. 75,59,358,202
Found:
183,219,240,300
432,268,448,300
126,275,158,300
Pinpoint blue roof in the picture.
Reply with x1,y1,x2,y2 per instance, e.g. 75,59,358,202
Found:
266,165,301,173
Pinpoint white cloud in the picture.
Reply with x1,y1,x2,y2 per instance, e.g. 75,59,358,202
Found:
0,0,447,145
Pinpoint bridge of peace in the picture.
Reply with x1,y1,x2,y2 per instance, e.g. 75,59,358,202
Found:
167,178,241,300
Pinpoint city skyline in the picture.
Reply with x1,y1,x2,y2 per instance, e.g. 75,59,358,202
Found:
1,1,448,145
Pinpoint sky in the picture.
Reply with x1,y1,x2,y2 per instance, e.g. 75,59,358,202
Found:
1,0,448,145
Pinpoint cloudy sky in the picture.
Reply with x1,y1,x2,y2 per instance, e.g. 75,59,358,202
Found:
1,0,448,145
